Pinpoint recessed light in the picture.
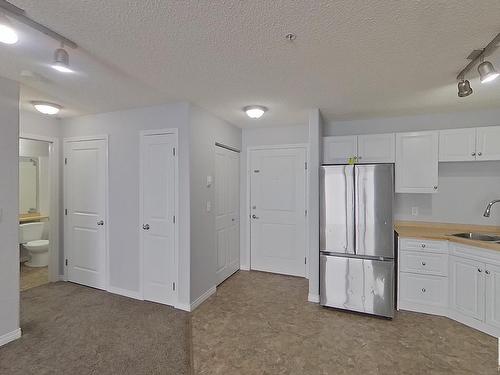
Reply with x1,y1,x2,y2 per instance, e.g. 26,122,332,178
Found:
31,101,62,115
51,46,73,73
0,13,18,44
243,105,268,119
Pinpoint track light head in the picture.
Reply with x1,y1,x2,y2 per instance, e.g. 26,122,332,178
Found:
52,47,73,73
457,79,473,97
478,61,499,83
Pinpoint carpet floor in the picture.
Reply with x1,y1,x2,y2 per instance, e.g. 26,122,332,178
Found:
0,282,191,375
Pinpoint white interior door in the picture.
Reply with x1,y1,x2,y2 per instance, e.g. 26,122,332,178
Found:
65,139,107,289
215,145,240,285
250,147,307,277
140,132,176,306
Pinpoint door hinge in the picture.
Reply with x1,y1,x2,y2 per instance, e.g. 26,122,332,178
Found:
65,259,68,266
64,157,68,165
65,208,68,215
172,282,176,291
305,257,307,265
173,215,176,224
305,209,308,216
173,147,176,156
304,162,308,170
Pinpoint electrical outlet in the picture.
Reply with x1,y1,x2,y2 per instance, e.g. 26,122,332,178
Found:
411,207,419,216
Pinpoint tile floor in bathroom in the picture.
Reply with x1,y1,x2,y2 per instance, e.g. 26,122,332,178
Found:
20,263,48,291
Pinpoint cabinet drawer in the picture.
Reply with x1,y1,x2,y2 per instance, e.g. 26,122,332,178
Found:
400,250,448,276
400,273,447,307
399,238,447,253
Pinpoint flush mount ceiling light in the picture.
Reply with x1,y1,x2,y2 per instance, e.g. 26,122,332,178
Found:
243,105,268,119
31,101,61,115
52,45,73,73
478,60,499,83
457,77,473,97
0,12,18,44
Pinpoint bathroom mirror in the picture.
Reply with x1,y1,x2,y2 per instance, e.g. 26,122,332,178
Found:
19,157,39,214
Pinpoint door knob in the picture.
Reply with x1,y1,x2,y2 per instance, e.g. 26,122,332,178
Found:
97,220,104,226
142,224,150,230
252,214,259,219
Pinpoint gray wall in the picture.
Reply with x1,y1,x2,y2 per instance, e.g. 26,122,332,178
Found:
0,77,20,340
239,124,308,269
61,103,191,307
189,104,241,304
325,109,500,226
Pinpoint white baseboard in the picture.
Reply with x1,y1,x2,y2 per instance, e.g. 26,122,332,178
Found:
0,328,21,347
240,265,250,271
190,286,217,311
57,274,66,282
308,293,320,303
107,286,141,300
175,302,191,312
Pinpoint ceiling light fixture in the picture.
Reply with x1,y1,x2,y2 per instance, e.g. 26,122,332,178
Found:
457,77,473,97
31,101,61,115
243,105,268,119
0,12,18,44
478,60,499,83
52,45,73,73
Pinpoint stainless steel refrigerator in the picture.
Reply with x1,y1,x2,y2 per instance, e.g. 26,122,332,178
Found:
320,164,395,318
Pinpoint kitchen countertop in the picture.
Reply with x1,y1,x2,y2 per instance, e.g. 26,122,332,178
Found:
19,213,49,223
395,221,500,252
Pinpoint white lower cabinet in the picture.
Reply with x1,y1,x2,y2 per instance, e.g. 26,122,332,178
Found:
398,237,500,337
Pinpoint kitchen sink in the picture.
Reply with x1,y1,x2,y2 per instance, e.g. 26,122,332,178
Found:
451,232,500,242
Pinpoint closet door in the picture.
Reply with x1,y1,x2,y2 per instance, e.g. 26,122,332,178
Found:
140,132,177,306
215,145,240,285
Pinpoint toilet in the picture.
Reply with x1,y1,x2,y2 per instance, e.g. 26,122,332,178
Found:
19,222,49,267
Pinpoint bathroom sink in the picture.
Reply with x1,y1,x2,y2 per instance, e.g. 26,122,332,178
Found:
451,232,500,242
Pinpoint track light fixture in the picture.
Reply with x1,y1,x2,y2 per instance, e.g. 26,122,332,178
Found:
456,33,500,97
52,44,73,73
457,78,473,97
478,60,499,83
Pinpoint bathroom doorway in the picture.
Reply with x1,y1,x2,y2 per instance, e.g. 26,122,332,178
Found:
19,134,60,291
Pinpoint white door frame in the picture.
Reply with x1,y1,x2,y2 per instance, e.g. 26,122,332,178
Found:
19,133,60,283
245,143,310,278
139,128,179,306
63,135,109,289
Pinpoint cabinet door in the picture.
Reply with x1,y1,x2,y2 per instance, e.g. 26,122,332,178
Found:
357,133,395,163
395,131,439,193
485,263,500,329
476,126,500,161
439,128,476,162
323,136,357,164
449,256,485,321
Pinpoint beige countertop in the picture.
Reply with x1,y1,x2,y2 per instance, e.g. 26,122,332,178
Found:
395,221,500,252
19,213,49,223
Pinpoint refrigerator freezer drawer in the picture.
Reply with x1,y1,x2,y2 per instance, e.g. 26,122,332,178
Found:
320,254,394,318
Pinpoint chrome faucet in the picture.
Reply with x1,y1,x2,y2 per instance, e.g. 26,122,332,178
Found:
483,199,500,217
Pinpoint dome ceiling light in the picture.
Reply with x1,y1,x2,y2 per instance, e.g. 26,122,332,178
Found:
31,101,62,115
243,105,268,119
456,32,500,98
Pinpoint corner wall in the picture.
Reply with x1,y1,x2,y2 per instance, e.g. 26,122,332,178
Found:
0,77,20,344
189,105,241,306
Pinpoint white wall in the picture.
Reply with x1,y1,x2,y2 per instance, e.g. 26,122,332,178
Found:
61,103,191,308
189,105,241,304
239,124,308,269
0,77,20,342
325,109,500,226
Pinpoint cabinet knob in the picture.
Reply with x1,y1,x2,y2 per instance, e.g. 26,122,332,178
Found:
433,186,438,190
421,288,426,293
477,152,482,156
421,261,426,266
358,156,362,160
478,268,482,273
485,270,490,275
471,152,476,156
421,243,426,248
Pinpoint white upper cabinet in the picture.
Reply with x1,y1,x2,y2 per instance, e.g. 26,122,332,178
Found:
476,126,500,161
395,131,439,193
323,136,357,164
439,128,476,162
357,133,395,163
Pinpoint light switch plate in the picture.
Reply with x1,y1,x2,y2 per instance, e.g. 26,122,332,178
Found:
411,207,418,216
206,175,212,187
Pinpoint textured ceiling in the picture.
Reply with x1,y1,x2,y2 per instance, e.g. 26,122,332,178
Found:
2,1,500,127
